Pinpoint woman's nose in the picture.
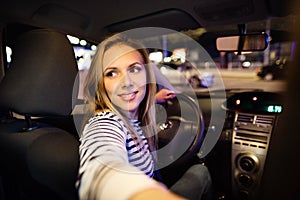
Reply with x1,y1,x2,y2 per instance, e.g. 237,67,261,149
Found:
121,72,134,89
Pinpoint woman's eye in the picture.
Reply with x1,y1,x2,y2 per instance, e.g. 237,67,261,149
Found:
105,71,118,77
129,65,143,73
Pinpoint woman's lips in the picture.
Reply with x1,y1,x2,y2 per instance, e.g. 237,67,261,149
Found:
118,91,138,101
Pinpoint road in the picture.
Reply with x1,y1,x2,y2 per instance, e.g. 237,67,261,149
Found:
219,69,287,93
161,67,287,94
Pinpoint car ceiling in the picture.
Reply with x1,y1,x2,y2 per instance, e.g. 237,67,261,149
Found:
0,0,296,43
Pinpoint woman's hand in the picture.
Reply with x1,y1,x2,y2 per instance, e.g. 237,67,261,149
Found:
129,188,186,200
155,89,176,103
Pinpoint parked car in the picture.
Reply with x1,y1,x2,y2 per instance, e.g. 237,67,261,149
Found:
0,0,299,200
257,59,288,80
188,73,215,88
158,61,215,88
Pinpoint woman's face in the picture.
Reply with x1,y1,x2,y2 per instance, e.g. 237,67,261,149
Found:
103,44,147,119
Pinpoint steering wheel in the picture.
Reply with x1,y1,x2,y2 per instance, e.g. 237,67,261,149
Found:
155,93,205,169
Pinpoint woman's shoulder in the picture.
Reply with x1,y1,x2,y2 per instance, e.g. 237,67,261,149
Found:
87,110,124,127
81,110,128,141
89,110,118,120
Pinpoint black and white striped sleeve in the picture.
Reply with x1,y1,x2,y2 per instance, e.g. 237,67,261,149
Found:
77,112,162,200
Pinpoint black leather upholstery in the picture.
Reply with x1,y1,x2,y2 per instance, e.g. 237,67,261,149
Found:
0,29,79,200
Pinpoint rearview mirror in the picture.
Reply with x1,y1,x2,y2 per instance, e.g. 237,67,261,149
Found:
216,33,269,52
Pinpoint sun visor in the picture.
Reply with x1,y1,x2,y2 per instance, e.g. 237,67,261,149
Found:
106,9,201,36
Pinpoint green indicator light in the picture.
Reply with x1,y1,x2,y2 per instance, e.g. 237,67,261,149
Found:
267,105,282,113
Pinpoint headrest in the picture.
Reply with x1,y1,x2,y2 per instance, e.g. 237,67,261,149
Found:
0,29,78,117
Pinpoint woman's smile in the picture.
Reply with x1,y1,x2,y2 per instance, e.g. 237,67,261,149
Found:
118,90,138,101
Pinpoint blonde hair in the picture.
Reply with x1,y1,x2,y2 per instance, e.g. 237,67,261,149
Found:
83,33,158,153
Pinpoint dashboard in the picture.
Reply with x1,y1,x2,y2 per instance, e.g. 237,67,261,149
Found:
204,91,283,200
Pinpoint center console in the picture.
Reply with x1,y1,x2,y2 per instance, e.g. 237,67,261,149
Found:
224,91,283,200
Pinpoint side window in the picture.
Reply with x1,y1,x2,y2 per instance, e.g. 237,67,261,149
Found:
73,46,96,100
67,36,97,100
1,45,11,83
5,46,12,67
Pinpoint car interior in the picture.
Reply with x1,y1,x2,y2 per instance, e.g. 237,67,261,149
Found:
0,0,299,200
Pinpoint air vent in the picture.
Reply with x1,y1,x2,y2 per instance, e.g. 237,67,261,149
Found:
255,116,274,125
232,112,276,151
237,114,254,123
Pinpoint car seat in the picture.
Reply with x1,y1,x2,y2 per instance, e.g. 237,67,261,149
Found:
0,29,79,200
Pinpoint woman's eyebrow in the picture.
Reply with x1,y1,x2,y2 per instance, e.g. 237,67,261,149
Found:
103,66,117,73
128,62,144,67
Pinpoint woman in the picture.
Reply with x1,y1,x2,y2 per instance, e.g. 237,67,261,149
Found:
76,33,211,200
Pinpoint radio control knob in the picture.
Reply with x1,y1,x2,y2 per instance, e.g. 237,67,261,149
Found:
240,156,255,172
238,173,253,188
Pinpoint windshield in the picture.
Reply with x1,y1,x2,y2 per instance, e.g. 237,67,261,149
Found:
149,17,293,95
66,16,293,99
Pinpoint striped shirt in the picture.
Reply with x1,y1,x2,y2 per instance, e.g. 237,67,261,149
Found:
77,111,159,200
